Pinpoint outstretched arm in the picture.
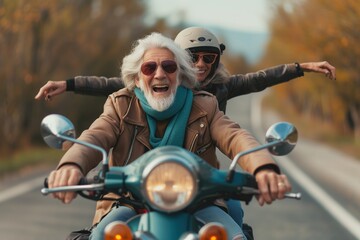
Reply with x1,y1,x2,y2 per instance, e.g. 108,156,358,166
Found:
35,76,124,101
226,61,336,100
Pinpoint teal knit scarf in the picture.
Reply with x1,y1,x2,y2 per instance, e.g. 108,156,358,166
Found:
134,86,193,148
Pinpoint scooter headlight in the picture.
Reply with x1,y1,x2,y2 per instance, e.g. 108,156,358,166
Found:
143,160,197,212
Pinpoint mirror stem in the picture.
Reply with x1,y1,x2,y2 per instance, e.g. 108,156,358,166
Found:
57,134,109,180
226,140,281,182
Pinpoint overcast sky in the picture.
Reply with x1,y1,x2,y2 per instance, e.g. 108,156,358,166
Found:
146,0,271,33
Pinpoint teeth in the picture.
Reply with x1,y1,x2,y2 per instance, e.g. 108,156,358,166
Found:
153,86,168,89
153,85,169,92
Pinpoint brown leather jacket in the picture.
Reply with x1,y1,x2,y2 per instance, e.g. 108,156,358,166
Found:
57,88,277,224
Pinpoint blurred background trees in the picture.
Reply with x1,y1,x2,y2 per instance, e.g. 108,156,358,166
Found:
0,0,150,153
259,0,360,142
0,0,359,157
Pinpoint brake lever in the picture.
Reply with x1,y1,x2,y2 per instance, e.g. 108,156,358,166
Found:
41,177,104,196
41,183,105,195
43,177,89,188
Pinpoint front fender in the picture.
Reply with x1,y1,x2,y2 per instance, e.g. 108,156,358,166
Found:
127,211,199,239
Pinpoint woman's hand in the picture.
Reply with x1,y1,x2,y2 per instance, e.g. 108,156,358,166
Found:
34,80,67,101
300,61,336,80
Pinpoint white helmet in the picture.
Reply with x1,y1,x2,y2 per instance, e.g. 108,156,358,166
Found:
174,27,225,79
174,27,224,52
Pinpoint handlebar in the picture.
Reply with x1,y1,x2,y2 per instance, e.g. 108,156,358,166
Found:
41,177,104,196
240,186,302,200
41,183,105,196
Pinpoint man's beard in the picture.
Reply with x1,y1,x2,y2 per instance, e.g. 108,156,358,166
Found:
138,80,177,112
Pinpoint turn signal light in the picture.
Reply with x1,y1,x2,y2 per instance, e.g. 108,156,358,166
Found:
104,221,133,240
199,222,227,240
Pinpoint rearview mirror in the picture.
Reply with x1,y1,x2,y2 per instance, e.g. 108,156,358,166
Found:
265,122,298,156
40,114,76,150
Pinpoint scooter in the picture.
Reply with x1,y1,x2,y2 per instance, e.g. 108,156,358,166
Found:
40,114,301,240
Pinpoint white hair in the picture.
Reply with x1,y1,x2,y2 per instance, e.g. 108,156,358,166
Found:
121,32,197,90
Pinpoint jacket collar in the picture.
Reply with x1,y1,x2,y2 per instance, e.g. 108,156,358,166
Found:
123,94,147,127
122,94,151,149
188,96,208,125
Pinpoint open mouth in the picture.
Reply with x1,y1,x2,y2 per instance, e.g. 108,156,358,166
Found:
197,69,206,74
153,85,169,92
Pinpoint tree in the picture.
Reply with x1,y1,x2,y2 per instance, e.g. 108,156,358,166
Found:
260,0,360,142
0,0,155,153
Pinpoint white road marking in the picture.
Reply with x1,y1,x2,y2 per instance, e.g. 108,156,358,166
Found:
251,91,360,239
0,175,46,203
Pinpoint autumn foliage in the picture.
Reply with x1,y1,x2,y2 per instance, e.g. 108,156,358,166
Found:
259,0,360,142
0,0,158,153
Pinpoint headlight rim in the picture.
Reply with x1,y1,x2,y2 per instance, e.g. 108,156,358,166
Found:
141,155,198,212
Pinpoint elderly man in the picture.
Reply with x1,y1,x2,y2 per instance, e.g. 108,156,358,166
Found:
47,32,291,240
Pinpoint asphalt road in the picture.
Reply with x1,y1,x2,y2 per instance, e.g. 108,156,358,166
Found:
0,91,359,240
223,91,360,240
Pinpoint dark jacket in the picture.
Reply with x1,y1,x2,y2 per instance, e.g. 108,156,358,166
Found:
58,88,278,224
68,63,303,113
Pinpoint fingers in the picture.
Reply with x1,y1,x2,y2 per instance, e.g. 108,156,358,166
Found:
257,171,276,204
34,84,49,100
34,80,67,100
47,166,83,204
301,61,336,80
34,80,53,100
276,174,291,199
322,61,336,80
315,61,336,80
255,170,291,206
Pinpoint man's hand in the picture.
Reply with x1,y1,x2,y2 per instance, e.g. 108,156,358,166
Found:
255,169,291,206
47,165,84,204
300,61,336,80
34,80,67,101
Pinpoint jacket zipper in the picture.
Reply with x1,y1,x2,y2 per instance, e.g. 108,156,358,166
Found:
189,133,198,152
195,141,212,155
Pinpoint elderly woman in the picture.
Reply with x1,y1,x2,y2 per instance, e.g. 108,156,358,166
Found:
47,32,291,240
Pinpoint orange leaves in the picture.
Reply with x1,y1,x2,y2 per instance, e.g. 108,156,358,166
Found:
260,0,360,137
0,0,151,151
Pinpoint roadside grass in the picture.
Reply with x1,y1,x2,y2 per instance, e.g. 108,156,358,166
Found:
0,147,64,178
263,95,360,160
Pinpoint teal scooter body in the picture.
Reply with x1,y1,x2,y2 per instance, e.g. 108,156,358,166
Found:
40,114,299,240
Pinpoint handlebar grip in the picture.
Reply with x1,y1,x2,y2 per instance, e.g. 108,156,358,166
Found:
78,177,88,185
44,178,49,188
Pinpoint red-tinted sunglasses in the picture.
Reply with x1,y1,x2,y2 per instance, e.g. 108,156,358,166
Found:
140,60,178,76
191,52,218,64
